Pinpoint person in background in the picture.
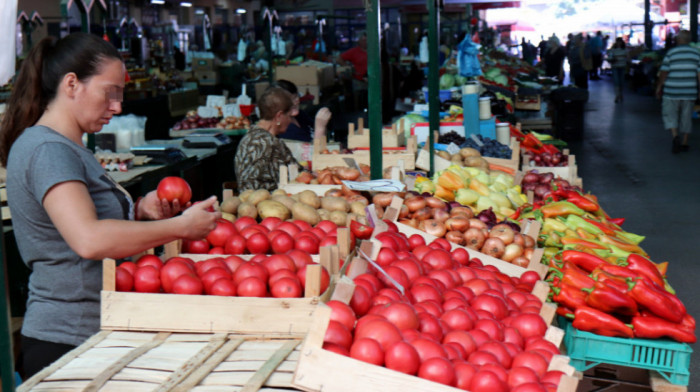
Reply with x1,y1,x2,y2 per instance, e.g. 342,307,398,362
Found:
568,34,591,89
273,79,332,142
656,30,700,153
0,33,220,379
537,35,548,63
588,31,603,80
521,38,535,65
173,46,186,71
339,33,368,82
235,87,301,191
607,37,628,103
543,36,566,82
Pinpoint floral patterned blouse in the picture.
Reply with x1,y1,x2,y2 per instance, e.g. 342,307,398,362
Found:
234,126,300,191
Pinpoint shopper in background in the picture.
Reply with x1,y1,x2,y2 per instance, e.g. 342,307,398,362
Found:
543,35,566,82
607,37,628,103
568,34,591,89
589,32,603,80
235,87,301,191
0,33,220,379
339,33,368,82
273,79,332,142
537,35,548,63
173,46,186,71
521,38,536,65
656,30,700,153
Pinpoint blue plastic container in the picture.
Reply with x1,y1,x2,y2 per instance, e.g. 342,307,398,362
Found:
479,117,496,140
424,89,453,103
462,93,479,137
558,316,692,386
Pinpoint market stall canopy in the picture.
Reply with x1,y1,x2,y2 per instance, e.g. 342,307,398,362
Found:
558,2,665,31
0,0,18,85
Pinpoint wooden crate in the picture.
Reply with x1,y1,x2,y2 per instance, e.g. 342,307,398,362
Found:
312,137,417,171
347,118,406,149
521,150,579,183
515,94,542,111
277,165,340,196
483,136,521,173
18,330,306,392
415,137,519,175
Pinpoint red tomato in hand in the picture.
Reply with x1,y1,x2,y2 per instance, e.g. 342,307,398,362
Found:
115,267,133,292
156,176,192,204
133,265,161,293
172,274,203,295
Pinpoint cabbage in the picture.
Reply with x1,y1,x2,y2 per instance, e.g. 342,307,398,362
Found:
494,75,509,86
396,113,426,139
454,75,467,86
484,68,502,79
439,74,455,89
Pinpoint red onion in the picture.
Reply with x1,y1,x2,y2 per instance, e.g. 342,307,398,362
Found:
534,184,550,199
522,172,541,184
540,172,554,184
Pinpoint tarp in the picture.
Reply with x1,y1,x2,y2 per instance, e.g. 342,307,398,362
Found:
0,0,17,85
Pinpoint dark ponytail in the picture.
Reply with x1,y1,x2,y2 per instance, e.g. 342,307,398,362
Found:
0,33,122,167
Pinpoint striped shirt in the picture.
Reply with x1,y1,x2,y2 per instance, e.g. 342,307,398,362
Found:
607,48,627,68
660,45,700,99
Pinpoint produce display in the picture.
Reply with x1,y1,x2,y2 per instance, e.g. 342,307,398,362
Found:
519,171,581,203
460,135,513,160
292,165,370,184
171,110,251,131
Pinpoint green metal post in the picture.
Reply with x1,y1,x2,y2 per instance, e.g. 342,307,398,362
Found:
0,219,15,392
427,0,440,176
367,0,383,180
644,0,652,48
692,0,699,43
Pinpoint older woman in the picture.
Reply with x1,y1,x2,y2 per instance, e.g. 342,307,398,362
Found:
234,87,301,191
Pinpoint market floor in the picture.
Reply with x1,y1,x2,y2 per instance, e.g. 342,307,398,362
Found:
565,75,700,387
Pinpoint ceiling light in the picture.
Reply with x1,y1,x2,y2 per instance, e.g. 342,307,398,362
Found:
180,2,192,7
151,0,165,4
195,9,205,15
236,8,247,14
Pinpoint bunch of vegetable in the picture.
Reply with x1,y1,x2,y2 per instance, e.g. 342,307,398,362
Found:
520,171,581,203
172,112,220,130
293,165,370,185
460,135,513,160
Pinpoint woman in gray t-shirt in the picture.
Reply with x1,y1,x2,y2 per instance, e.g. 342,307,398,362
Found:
0,33,221,379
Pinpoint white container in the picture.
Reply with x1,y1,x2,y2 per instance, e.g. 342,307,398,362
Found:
115,128,132,151
496,123,511,145
479,97,492,120
463,82,479,95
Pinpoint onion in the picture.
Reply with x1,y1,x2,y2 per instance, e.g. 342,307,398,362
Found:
413,207,432,221
489,223,515,245
512,233,525,247
522,182,537,192
445,216,470,232
405,196,427,212
347,194,369,205
511,256,530,268
522,234,535,248
534,184,550,199
482,237,505,259
446,230,465,245
426,197,447,210
325,189,344,198
476,208,498,227
408,190,420,196
522,172,541,184
450,206,475,219
423,219,447,238
399,218,418,228
449,202,462,210
469,218,487,231
540,172,554,184
433,208,450,223
375,205,384,219
523,247,534,260
399,204,410,219
464,228,486,249
373,193,394,207
501,243,523,262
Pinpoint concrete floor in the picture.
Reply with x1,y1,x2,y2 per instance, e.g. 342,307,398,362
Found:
565,76,700,388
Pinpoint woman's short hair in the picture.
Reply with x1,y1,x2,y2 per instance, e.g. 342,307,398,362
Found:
258,87,294,120
273,79,298,96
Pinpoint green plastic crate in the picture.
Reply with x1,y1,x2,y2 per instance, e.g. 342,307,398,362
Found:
558,316,692,386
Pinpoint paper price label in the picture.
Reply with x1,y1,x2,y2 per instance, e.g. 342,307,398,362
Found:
470,134,485,147
197,106,219,119
206,95,226,108
222,104,240,118
446,142,461,155
342,179,405,192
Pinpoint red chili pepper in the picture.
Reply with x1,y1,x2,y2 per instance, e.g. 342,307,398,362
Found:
622,254,665,288
632,315,697,343
628,277,686,323
572,306,634,338
590,270,630,293
556,305,575,318
593,263,640,280
552,283,588,310
559,263,595,290
681,313,696,331
609,217,626,226
561,250,608,272
522,133,543,149
541,143,560,155
564,191,600,212
509,124,526,139
582,281,638,316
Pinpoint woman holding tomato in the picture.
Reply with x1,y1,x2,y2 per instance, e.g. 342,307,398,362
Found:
0,33,221,378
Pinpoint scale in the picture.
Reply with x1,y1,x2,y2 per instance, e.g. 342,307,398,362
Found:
182,130,232,149
130,145,188,164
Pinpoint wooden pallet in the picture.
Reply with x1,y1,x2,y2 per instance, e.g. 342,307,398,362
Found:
312,136,417,171
521,150,580,184
347,118,406,149
18,330,305,392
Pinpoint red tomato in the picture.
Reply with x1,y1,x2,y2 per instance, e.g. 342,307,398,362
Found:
421,248,453,270
206,219,237,248
322,342,349,356
208,247,224,255
119,261,137,276
512,351,549,377
323,320,353,350
407,234,426,250
183,239,210,254
222,234,246,254
270,277,302,298
511,313,547,340
160,259,194,293
221,255,245,274
133,266,161,293
411,337,448,362
296,265,330,294
201,268,232,293
468,350,500,366
376,302,418,331
409,284,442,304
270,231,295,254
417,313,443,342
354,318,402,351
156,176,191,204
377,266,409,291
390,259,423,283
349,337,384,366
172,274,203,295
470,369,508,392
239,226,263,240
232,216,256,232
503,326,525,348
463,278,491,296
350,284,371,316
316,220,337,234
246,232,270,254
233,262,269,286
236,276,267,297
454,360,477,389
471,294,509,320
261,254,295,275
519,270,541,287
276,221,301,237
428,270,457,290
526,338,561,357
481,363,508,384
319,235,338,248
412,244,432,260
443,330,477,357
350,220,373,240
115,267,133,292
292,219,312,232
355,273,382,293
295,235,320,254
259,217,282,232
209,278,236,296
418,357,456,386
136,254,163,271
384,340,420,375
285,249,313,270
475,318,505,341
540,370,565,386
440,308,475,332
195,258,225,276
511,383,548,392
480,341,512,368
451,247,470,265
444,342,466,360
508,366,540,389
326,300,356,331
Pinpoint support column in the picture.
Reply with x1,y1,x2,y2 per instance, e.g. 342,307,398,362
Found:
0,218,14,392
367,0,383,180
692,0,698,43
427,0,440,175
644,0,652,48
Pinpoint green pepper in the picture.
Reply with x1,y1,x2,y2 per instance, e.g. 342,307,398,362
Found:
543,218,568,234
540,201,586,219
564,215,604,235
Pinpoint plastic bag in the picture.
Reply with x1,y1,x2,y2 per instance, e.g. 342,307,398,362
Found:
419,36,429,63
237,39,248,62
457,35,482,78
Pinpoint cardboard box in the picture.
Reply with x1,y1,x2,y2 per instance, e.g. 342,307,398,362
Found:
254,81,270,102
195,70,219,86
275,65,334,88
192,57,215,72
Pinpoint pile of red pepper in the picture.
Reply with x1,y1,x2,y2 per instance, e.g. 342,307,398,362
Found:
547,251,695,343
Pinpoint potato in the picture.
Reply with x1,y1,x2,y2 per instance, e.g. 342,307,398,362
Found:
247,189,271,206
291,193,300,201
299,190,321,208
221,212,235,222
257,200,290,220
460,147,481,159
291,202,321,226
237,202,258,219
239,189,254,202
318,208,331,221
321,196,350,212
271,189,287,197
464,156,489,168
220,196,241,214
350,201,367,216
451,154,464,164
272,195,296,211
437,150,452,160
330,210,348,227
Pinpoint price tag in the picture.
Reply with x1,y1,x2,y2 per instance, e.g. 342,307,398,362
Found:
470,134,484,147
446,142,461,155
197,106,219,118
222,103,240,118
206,95,226,108
413,104,429,112
343,179,405,192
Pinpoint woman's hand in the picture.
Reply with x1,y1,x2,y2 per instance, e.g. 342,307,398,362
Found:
138,190,190,220
314,107,332,137
180,196,222,240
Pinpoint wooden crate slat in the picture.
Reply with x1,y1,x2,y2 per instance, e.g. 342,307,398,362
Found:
215,360,298,373
100,379,162,392
240,340,300,392
101,331,158,342
43,356,124,381
200,371,295,388
171,338,245,392
110,367,173,384
71,347,134,360
153,334,227,392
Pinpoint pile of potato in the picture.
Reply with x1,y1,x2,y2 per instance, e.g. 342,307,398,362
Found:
437,147,491,173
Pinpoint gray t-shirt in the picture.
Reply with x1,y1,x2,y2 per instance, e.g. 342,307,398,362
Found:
7,125,133,346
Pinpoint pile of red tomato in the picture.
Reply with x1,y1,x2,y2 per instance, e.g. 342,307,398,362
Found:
182,216,351,255
114,250,330,298
321,228,564,392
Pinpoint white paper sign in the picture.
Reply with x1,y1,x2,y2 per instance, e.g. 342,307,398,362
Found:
446,142,461,155
342,179,405,192
470,134,484,147
206,95,226,108
197,106,219,118
222,103,241,118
